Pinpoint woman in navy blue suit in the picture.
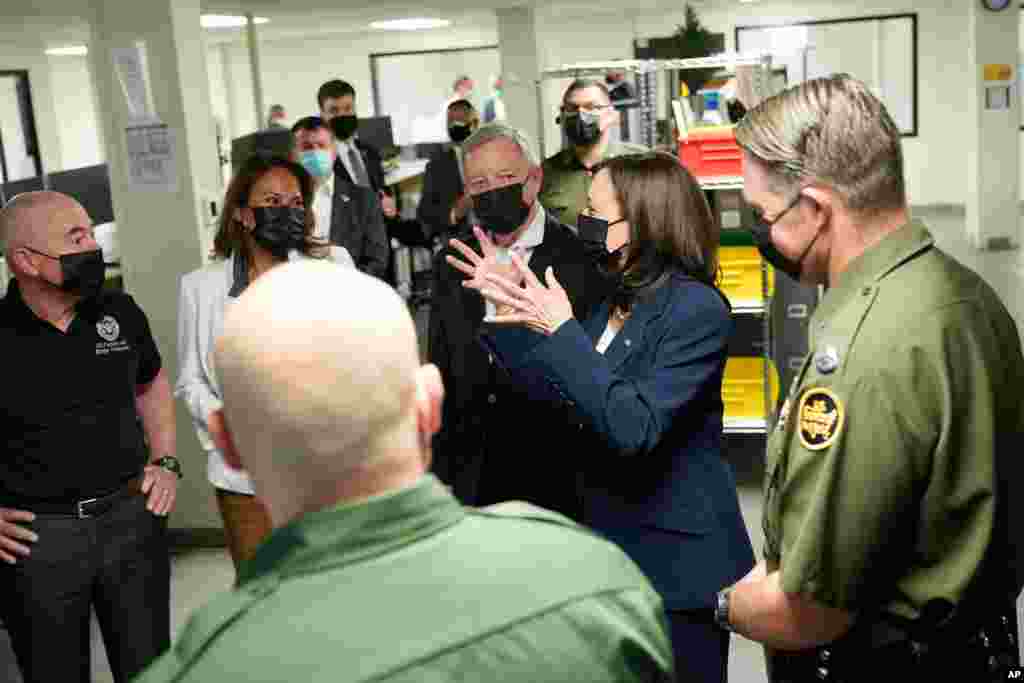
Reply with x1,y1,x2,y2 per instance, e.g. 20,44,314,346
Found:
450,152,755,682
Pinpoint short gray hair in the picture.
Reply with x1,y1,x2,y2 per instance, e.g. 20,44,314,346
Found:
462,123,539,167
735,73,906,213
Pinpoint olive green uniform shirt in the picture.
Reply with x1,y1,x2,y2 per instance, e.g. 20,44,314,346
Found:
539,141,648,227
762,221,1024,621
136,475,674,682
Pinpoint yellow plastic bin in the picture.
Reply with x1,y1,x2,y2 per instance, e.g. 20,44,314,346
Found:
719,246,774,310
722,356,780,425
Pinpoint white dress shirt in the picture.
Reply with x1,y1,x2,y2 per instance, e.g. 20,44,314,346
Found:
175,247,355,495
454,145,466,186
312,173,335,241
596,319,619,354
486,204,546,318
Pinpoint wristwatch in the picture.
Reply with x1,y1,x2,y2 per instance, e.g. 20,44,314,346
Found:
153,455,183,479
715,587,735,632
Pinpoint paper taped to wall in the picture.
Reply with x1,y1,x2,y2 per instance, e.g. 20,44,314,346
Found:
124,123,178,192
112,43,157,123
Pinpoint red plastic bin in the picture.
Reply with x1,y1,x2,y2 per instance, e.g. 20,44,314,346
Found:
678,127,744,179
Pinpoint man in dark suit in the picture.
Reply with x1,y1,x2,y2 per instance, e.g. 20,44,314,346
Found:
427,123,606,519
417,99,479,244
316,79,396,220
291,116,389,280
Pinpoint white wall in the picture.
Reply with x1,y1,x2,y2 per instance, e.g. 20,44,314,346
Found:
0,41,64,178
534,8,635,160
625,1,970,208
46,55,104,171
211,22,499,143
19,2,1017,208
484,1,978,208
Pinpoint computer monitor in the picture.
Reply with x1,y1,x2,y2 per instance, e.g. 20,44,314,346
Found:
230,129,295,176
48,164,115,225
358,117,395,154
0,175,44,204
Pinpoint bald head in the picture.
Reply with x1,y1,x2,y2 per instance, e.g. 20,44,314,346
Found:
214,260,430,512
0,191,89,257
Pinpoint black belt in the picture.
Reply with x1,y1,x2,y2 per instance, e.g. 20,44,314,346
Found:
4,476,143,519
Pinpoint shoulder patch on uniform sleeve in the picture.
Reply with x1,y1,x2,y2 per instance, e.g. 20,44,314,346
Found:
797,387,844,450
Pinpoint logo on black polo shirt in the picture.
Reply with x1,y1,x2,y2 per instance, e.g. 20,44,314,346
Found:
97,315,120,342
96,315,130,355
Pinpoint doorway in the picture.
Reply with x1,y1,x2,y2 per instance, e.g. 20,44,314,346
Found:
0,70,44,188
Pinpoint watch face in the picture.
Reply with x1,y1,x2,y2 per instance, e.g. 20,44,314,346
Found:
984,0,1011,10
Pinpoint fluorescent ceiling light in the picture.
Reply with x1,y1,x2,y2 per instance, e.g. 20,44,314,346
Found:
46,45,88,56
370,18,450,31
201,15,270,29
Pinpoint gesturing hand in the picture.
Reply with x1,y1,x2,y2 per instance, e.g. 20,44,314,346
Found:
446,226,523,293
479,251,574,336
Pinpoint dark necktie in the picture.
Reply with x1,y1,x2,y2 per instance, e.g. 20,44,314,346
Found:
347,145,370,187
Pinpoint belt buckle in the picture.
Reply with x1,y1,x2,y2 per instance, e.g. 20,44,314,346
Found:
77,497,98,519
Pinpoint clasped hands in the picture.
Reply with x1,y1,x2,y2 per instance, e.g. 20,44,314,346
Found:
446,226,574,336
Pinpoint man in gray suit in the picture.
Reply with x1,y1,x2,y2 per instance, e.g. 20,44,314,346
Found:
291,116,389,280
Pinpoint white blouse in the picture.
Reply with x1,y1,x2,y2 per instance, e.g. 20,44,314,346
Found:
175,247,354,495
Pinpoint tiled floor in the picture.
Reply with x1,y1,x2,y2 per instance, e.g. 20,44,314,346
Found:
1,208,1021,683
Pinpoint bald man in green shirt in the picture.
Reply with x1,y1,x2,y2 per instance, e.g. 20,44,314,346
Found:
135,261,673,683
712,74,1023,681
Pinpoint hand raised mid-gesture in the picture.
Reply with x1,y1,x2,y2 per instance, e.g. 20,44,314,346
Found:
446,226,524,293
478,251,574,337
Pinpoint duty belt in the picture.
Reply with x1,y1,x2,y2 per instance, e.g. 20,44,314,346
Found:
769,599,1021,683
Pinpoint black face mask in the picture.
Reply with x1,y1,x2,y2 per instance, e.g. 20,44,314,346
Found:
26,247,106,299
448,123,472,143
577,212,629,286
473,183,532,236
562,111,602,146
749,194,818,282
330,115,359,140
249,207,307,260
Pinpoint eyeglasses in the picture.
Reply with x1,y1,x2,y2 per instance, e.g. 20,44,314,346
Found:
560,103,612,114
753,192,803,226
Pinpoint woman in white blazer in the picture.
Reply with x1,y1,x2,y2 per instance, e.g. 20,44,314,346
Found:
176,155,354,573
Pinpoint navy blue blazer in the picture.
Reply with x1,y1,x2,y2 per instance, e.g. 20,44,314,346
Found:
483,273,755,610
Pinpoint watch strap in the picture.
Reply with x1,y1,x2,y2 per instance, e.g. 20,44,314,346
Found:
154,455,183,479
715,588,735,632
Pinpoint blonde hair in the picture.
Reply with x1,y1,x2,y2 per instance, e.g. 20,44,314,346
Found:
734,74,906,213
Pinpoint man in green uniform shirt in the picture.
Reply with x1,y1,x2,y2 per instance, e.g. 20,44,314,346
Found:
135,261,673,683
711,74,1023,681
539,79,647,228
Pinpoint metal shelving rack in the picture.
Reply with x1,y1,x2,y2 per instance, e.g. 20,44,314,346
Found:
536,53,778,437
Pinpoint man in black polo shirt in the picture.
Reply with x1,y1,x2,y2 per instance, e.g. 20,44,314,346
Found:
0,192,180,683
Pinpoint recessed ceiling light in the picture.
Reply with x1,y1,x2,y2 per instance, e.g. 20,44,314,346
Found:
201,15,270,29
369,18,450,31
46,45,89,56
739,0,759,3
